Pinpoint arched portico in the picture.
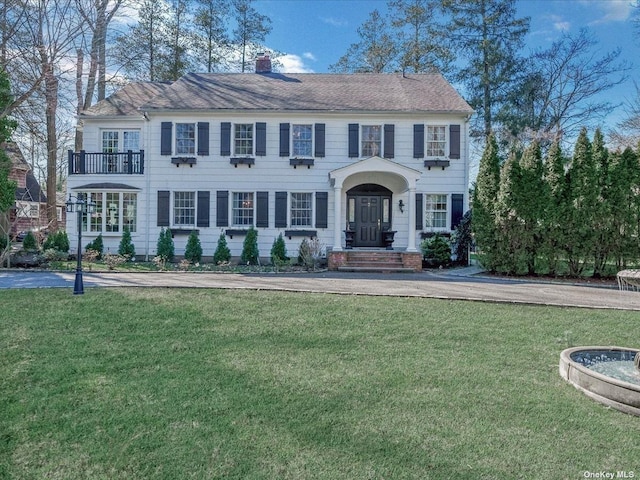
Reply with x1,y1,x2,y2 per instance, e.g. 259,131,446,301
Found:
329,156,422,252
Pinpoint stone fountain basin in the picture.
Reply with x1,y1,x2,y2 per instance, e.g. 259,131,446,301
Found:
559,346,640,416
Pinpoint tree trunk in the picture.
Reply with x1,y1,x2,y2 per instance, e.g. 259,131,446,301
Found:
44,60,59,231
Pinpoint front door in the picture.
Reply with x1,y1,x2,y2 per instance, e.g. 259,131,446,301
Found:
356,196,382,247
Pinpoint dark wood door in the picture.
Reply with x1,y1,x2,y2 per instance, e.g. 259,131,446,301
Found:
355,196,382,247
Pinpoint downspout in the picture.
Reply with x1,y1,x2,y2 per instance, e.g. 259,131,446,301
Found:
143,111,151,261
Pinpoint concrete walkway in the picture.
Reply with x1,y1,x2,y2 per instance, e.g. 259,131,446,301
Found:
2,267,640,311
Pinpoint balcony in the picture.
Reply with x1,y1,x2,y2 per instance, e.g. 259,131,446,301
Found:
68,150,145,175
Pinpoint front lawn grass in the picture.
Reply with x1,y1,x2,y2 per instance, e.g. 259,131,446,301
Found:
1,288,639,479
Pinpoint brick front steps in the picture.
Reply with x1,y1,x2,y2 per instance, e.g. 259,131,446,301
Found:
328,250,422,273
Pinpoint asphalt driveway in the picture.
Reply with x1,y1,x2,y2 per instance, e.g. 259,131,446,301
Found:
1,268,640,311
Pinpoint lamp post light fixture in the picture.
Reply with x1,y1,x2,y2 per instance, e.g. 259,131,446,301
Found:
66,193,96,295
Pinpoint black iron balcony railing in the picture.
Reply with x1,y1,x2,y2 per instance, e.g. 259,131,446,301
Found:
68,150,145,175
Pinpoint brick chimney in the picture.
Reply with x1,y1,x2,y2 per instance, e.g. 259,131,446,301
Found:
255,52,272,73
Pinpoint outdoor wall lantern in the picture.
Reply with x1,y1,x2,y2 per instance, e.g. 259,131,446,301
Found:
66,193,96,295
398,199,405,213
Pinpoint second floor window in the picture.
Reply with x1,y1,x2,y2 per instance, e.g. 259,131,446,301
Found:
427,126,446,157
176,123,195,155
292,125,312,157
235,124,253,156
102,130,140,152
361,125,381,157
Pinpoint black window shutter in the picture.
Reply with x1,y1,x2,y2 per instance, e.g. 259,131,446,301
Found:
413,124,424,158
275,191,287,228
279,123,290,157
256,191,269,227
197,191,210,227
220,122,231,156
316,192,328,228
161,122,172,156
216,190,228,227
415,193,423,230
157,190,170,226
315,123,325,157
449,124,461,159
256,122,267,156
451,194,464,230
197,122,209,156
384,124,395,159
348,123,359,158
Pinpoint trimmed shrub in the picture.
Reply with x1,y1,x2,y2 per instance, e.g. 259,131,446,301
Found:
421,234,451,267
44,230,70,253
270,233,288,264
22,231,38,252
86,233,104,259
240,226,259,265
156,228,174,262
213,231,231,264
118,226,135,259
184,231,202,263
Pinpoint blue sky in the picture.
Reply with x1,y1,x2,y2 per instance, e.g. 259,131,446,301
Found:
257,0,640,123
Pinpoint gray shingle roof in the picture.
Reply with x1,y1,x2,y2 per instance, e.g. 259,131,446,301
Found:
81,82,172,117
129,72,473,114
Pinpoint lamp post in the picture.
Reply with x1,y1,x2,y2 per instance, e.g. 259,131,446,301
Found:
66,193,96,295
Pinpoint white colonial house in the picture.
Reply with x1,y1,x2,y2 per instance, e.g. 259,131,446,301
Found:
67,55,473,271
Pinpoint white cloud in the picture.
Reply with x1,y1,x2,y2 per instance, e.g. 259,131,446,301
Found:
582,0,633,25
321,16,348,27
277,53,315,73
303,52,317,61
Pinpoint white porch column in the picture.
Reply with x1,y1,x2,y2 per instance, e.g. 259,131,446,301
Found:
332,185,343,251
407,186,417,252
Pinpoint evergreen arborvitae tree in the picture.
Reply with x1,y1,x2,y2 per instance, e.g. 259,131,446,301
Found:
156,228,175,261
213,231,231,264
118,226,136,259
270,233,287,264
518,140,546,274
591,128,612,277
542,140,568,275
240,226,259,265
22,231,38,252
495,150,527,274
184,230,203,263
472,132,501,270
565,128,598,276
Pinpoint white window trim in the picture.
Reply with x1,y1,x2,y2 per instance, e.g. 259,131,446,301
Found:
361,124,383,157
289,192,314,228
78,190,139,235
232,191,255,227
16,201,39,219
424,193,449,231
100,129,141,153
171,190,197,228
234,123,254,157
425,125,448,158
291,124,314,158
175,123,196,156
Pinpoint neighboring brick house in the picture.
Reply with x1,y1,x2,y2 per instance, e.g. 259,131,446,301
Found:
67,55,473,270
4,142,52,240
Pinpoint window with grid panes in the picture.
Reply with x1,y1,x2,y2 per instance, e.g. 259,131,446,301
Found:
426,126,446,157
234,124,253,156
176,123,196,155
173,191,195,226
233,192,254,226
291,192,312,227
78,192,138,233
361,125,381,157
425,194,447,229
292,125,312,157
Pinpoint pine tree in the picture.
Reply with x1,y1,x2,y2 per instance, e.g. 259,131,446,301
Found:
118,226,136,259
156,228,175,261
184,231,203,263
591,129,612,277
270,233,287,265
240,226,259,265
213,231,231,264
472,132,501,270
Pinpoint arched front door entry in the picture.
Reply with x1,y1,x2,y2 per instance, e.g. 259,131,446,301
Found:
346,184,392,248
